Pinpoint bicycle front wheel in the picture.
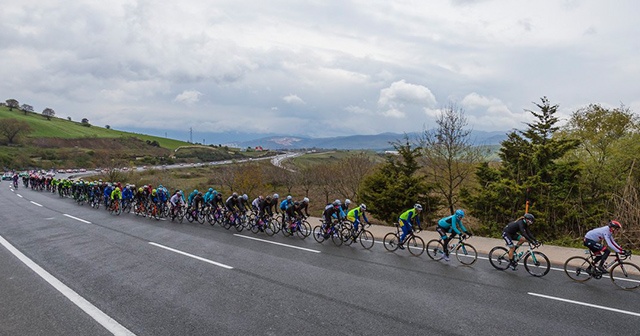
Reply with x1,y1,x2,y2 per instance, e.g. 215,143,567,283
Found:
312,226,325,243
426,239,445,260
359,230,374,250
407,236,425,256
563,256,592,283
331,229,343,246
298,221,311,238
383,233,399,252
524,251,550,277
456,243,477,265
489,246,510,270
610,262,640,290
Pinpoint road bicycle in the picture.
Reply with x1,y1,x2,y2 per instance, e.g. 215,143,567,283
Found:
383,223,425,256
341,222,375,250
249,214,276,236
282,216,312,239
146,202,160,221
426,234,477,265
108,199,122,215
121,198,133,214
489,242,550,277
564,250,640,290
313,220,343,246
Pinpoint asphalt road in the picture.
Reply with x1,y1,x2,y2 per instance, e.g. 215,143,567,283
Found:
1,182,638,336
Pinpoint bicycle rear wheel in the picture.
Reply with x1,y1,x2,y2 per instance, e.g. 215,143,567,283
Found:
383,233,399,252
456,243,477,265
312,225,325,243
610,262,640,290
359,230,374,250
489,246,510,270
524,251,550,277
331,229,343,246
426,239,445,260
297,221,311,239
407,236,425,256
563,256,592,282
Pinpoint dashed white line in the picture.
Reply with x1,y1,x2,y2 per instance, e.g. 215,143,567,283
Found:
0,235,137,336
528,292,640,317
30,201,43,207
148,242,233,269
234,234,321,253
63,214,92,224
16,194,22,198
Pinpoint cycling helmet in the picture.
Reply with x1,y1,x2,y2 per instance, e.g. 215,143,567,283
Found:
115,187,121,191
273,193,279,199
287,195,292,201
333,199,342,206
138,187,143,192
177,191,182,196
152,189,157,195
198,192,203,196
209,188,213,192
194,189,198,194
455,209,465,218
414,203,423,210
609,220,622,229
360,204,366,211
294,201,300,206
242,194,248,200
303,197,309,203
524,213,535,222
266,195,272,200
232,192,238,198
345,199,351,205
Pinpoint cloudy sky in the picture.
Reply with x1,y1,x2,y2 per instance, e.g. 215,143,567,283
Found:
2,0,639,140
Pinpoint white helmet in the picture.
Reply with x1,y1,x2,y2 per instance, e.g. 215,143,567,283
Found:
333,199,342,206
414,203,423,210
273,193,279,199
345,199,351,205
303,197,309,203
287,195,292,200
242,194,248,200
360,204,366,211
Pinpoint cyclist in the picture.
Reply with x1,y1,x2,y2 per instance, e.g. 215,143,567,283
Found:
297,197,311,218
188,189,199,207
502,213,539,270
192,192,205,218
584,220,627,273
225,193,241,222
103,183,114,208
437,209,471,261
169,190,185,217
322,200,343,238
279,195,293,229
204,188,216,206
347,204,370,240
284,201,301,233
239,194,250,213
398,204,422,249
251,195,263,213
110,186,122,210
341,199,352,213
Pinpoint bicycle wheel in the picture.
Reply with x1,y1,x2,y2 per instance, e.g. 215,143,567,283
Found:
250,218,261,234
610,262,640,290
407,236,425,256
489,246,510,270
264,221,276,236
331,229,343,246
456,243,477,265
197,212,206,224
524,251,550,277
383,233,399,252
312,226,325,243
234,218,244,232
341,228,355,246
426,239,445,260
359,230,374,250
563,256,592,283
297,221,311,239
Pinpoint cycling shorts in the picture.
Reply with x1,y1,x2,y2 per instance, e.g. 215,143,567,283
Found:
583,238,606,255
502,231,521,247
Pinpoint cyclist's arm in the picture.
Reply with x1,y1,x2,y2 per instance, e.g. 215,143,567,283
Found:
604,232,624,253
518,221,536,243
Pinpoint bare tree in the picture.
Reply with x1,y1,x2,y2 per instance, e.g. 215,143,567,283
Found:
333,152,378,202
21,104,34,114
5,99,19,111
419,102,487,214
0,118,31,144
217,165,237,192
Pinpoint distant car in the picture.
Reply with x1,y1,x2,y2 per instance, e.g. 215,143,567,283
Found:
79,168,87,172
2,173,12,180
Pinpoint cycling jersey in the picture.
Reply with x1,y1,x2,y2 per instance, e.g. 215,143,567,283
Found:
584,226,623,254
438,215,467,235
503,218,536,243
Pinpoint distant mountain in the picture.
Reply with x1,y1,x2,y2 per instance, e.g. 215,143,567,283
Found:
232,130,508,150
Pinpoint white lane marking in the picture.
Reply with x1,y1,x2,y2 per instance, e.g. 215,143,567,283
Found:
528,292,640,317
30,201,43,207
0,235,136,336
63,214,92,224
234,234,321,254
17,194,22,198
148,242,233,270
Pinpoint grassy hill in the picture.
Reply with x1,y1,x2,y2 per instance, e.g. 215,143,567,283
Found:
0,106,262,169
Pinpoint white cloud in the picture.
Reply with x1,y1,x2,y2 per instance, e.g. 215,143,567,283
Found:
282,94,305,105
381,108,405,118
174,90,202,105
378,80,437,108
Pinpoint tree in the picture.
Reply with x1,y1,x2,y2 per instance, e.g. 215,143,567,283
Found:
360,136,439,223
0,118,32,144
5,99,19,111
419,103,487,215
42,107,55,120
333,152,378,202
81,118,90,127
106,125,111,129
21,104,34,114
463,97,580,239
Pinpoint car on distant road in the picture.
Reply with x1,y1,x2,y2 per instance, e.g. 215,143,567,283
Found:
2,172,13,180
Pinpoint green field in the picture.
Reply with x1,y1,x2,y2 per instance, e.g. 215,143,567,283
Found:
0,106,188,150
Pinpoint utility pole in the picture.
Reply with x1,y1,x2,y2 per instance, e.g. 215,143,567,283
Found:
189,127,193,143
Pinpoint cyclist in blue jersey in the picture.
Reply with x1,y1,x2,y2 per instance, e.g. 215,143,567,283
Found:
437,209,471,260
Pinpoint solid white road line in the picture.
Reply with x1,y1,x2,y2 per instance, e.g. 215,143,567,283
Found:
234,234,321,253
0,235,136,336
528,292,640,317
64,214,92,224
30,201,43,207
148,242,233,269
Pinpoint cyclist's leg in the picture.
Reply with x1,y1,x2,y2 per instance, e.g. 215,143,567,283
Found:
436,226,449,253
399,220,410,245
